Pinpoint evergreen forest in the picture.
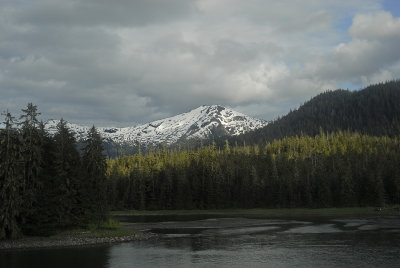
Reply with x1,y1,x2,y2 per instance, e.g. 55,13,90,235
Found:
0,104,107,240
106,133,400,210
229,80,400,146
1,81,400,240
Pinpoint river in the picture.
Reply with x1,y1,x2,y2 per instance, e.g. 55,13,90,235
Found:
1,214,400,267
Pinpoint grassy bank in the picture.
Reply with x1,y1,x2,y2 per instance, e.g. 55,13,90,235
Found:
10,218,137,241
0,218,148,250
111,207,400,219
50,227,135,240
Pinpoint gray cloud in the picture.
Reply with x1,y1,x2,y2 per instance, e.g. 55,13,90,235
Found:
17,0,197,27
1,0,399,126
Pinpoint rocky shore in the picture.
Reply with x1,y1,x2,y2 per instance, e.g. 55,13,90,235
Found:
0,232,156,250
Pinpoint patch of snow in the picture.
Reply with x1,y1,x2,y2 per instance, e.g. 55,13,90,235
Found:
44,105,268,146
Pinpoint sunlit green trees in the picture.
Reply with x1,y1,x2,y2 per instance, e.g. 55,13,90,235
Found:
106,132,400,210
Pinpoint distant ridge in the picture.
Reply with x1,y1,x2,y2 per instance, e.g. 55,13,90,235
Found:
45,105,267,156
230,80,400,145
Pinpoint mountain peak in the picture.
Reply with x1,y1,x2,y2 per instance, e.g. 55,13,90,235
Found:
45,105,267,149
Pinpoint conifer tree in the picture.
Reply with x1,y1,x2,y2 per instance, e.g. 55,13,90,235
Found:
18,103,42,230
53,119,81,225
82,126,107,221
30,121,58,232
0,111,23,239
340,161,356,206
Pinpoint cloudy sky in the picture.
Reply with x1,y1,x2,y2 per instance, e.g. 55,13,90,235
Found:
1,0,400,126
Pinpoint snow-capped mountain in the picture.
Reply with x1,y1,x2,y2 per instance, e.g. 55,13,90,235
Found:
45,105,267,146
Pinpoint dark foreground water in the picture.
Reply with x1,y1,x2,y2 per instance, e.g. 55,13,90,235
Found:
1,215,400,267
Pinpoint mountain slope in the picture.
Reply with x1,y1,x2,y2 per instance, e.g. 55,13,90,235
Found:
45,105,267,154
230,80,400,145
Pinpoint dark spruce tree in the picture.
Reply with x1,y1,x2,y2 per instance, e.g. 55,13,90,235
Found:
0,104,114,239
53,119,82,225
33,119,83,230
0,111,24,239
29,121,58,233
18,103,43,232
82,126,108,222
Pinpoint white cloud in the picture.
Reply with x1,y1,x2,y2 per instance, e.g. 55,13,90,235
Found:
309,10,400,85
361,69,394,86
350,11,400,40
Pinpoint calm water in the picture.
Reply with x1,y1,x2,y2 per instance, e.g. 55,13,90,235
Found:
1,215,400,267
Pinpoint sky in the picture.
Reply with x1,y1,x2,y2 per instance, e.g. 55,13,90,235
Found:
1,0,400,126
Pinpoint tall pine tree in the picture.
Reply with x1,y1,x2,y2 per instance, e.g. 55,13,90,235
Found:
52,119,82,226
82,126,108,222
18,103,43,232
0,111,24,239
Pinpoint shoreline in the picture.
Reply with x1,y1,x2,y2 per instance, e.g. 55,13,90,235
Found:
111,207,400,219
0,231,156,251
2,207,399,251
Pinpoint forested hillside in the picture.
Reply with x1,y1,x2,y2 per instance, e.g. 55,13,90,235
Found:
2,80,400,240
230,80,400,145
107,132,400,210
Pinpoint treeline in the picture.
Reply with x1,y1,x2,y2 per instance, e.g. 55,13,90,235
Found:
3,96,400,239
107,131,400,210
0,104,107,240
229,80,400,146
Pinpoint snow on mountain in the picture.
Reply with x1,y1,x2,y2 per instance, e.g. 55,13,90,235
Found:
45,119,92,141
45,105,268,146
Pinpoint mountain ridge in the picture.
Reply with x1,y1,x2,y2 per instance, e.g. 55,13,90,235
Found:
228,80,400,146
45,105,267,153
